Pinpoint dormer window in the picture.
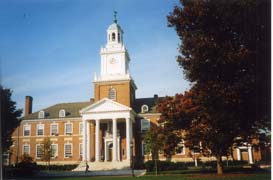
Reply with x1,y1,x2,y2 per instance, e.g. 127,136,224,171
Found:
59,109,66,118
112,32,116,41
141,105,149,113
38,111,45,119
108,87,116,100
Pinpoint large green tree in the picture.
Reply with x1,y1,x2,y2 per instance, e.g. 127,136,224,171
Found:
162,0,270,174
1,86,22,157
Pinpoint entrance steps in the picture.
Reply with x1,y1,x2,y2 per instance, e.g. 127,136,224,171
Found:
73,161,131,171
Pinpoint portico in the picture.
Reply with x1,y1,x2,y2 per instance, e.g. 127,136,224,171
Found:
80,98,135,163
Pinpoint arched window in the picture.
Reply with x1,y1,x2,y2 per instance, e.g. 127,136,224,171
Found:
112,32,116,41
141,105,149,113
59,109,66,118
38,111,45,119
108,87,116,100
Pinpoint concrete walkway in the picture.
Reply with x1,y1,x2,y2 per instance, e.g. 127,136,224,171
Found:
36,169,146,177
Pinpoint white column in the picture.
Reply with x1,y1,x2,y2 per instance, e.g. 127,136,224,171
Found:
236,148,241,160
86,121,90,161
104,140,107,162
126,118,131,161
95,119,100,161
82,120,87,161
112,118,117,161
248,146,253,164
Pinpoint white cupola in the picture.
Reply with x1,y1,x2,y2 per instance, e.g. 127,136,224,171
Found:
96,12,131,82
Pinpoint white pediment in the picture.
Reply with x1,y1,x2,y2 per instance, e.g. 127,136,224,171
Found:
80,98,131,114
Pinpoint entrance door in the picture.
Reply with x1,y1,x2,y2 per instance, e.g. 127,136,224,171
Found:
108,143,113,161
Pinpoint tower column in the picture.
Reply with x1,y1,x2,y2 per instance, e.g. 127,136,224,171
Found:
236,148,241,160
112,118,117,161
248,146,253,164
95,119,100,161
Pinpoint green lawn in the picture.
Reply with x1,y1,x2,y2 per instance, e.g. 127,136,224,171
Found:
48,173,270,180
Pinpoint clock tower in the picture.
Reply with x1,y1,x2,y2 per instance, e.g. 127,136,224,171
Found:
93,12,137,107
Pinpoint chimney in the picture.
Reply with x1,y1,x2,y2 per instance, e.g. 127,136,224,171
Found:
154,94,159,103
25,96,33,116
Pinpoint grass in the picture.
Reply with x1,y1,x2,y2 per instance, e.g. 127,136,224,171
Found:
46,173,270,180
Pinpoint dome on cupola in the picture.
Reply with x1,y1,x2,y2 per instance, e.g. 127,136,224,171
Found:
108,22,122,31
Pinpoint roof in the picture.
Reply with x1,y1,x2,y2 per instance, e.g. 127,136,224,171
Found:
108,22,123,31
23,101,93,120
133,97,163,114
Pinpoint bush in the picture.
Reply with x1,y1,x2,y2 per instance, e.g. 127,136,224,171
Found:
37,164,78,171
14,154,37,177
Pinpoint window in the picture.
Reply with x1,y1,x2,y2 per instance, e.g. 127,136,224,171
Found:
36,124,44,136
23,144,30,155
79,143,83,159
23,124,31,136
65,123,73,135
64,143,72,158
51,144,58,158
112,32,115,41
141,105,149,113
175,140,186,155
38,111,45,119
36,144,43,159
50,123,58,136
108,88,116,100
141,119,150,132
79,122,83,135
118,33,121,42
59,109,66,117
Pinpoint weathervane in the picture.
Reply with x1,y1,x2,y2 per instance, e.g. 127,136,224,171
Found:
114,11,117,23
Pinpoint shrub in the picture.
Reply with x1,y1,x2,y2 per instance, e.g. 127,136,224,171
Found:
14,154,37,177
37,164,78,171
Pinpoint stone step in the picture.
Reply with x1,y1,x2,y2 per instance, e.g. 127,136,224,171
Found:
73,161,131,171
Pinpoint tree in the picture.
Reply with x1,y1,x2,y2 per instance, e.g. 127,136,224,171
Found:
1,86,22,159
41,137,54,171
143,126,164,175
164,0,270,174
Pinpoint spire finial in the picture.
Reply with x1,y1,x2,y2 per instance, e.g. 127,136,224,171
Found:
113,11,117,23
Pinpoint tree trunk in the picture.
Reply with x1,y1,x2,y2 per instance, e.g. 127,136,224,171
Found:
216,154,223,175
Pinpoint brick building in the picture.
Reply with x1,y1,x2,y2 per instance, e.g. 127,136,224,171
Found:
9,16,266,170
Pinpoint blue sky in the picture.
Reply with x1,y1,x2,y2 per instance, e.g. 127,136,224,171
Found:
0,0,189,113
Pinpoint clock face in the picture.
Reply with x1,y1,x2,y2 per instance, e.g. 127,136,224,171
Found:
110,58,116,64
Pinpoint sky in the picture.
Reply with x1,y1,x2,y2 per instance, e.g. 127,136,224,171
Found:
0,0,190,113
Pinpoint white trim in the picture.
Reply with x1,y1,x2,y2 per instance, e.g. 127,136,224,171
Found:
59,109,66,118
21,117,82,122
64,122,73,135
23,124,31,136
50,123,59,136
141,104,149,113
38,111,45,119
79,122,83,135
36,123,44,136
36,144,43,159
64,143,73,158
51,143,58,159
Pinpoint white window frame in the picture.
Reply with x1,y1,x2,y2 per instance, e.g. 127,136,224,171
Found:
141,104,149,113
141,119,150,132
51,144,58,159
23,124,31,136
79,122,83,135
59,109,66,118
50,123,59,136
38,111,45,119
36,144,43,159
64,143,73,158
108,87,116,100
22,144,30,155
65,122,73,135
36,124,44,136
